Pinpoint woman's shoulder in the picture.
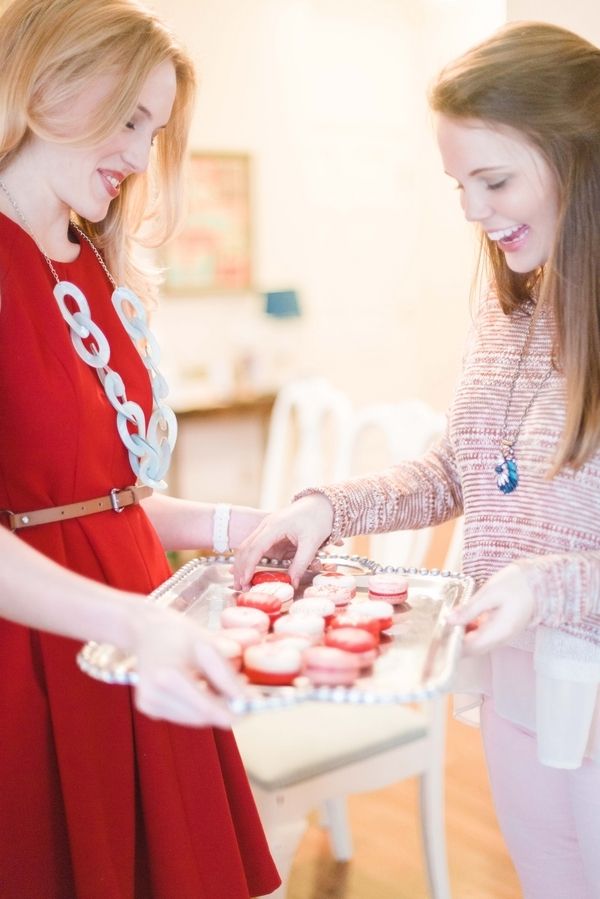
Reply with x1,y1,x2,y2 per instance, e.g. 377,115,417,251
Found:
0,212,34,273
472,285,530,334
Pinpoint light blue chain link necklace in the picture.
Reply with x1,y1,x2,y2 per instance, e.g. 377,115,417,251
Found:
0,177,176,490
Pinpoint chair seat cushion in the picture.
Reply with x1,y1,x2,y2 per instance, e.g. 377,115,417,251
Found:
233,702,428,790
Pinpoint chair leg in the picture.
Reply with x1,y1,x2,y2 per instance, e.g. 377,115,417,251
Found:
258,817,307,899
322,797,353,861
419,766,452,899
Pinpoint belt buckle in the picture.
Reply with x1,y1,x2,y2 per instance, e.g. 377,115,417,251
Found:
110,486,138,513
110,487,126,513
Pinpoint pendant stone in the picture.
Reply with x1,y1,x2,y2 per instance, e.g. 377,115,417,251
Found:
495,446,519,494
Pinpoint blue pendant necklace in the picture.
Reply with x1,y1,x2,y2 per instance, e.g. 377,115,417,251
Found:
495,304,553,495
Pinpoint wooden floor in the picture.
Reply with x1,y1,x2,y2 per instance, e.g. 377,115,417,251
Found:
285,705,521,899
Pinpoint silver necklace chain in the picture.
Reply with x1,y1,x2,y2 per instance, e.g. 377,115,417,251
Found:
0,177,176,490
495,302,553,494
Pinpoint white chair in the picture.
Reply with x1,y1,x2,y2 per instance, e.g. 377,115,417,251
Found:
234,696,450,899
259,376,354,510
339,400,446,566
237,380,452,898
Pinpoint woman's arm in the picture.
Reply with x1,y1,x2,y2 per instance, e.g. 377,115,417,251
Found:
298,430,462,543
0,526,243,727
234,432,463,588
141,492,267,552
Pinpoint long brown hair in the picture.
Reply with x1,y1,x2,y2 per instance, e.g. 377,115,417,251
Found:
0,0,196,304
430,21,600,471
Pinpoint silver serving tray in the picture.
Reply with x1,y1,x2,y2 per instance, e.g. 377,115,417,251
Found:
77,554,474,714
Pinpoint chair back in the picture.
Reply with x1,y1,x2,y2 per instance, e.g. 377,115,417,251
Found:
259,376,353,510
260,379,445,568
341,399,446,566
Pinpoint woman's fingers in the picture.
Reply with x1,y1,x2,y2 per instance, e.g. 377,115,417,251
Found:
133,609,247,727
194,636,245,701
233,496,334,589
135,667,235,728
450,563,535,655
233,520,291,589
449,595,495,625
287,537,326,586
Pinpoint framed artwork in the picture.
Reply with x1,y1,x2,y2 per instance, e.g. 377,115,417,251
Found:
162,152,252,295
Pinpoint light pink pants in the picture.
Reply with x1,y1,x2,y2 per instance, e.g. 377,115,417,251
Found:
480,699,600,899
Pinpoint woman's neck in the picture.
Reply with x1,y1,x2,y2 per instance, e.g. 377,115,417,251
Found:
0,155,78,263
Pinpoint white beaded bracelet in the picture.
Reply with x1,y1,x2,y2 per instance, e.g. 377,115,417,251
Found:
212,503,231,554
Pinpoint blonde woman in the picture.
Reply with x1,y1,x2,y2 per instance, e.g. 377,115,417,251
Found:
0,0,279,896
235,22,600,898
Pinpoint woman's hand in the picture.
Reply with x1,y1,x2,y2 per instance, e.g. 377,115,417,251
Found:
131,606,244,728
233,494,335,589
449,563,535,655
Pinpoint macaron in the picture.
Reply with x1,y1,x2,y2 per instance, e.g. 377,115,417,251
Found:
329,611,381,639
248,581,294,606
368,573,409,605
289,596,335,622
324,627,378,668
236,590,283,619
312,572,357,597
216,626,263,649
303,584,353,607
347,599,394,632
250,569,293,587
211,634,243,672
266,633,313,653
243,642,303,686
273,612,325,644
220,605,270,634
302,646,361,687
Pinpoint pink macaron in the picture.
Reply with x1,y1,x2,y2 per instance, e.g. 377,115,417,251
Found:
216,626,263,650
220,605,270,635
273,612,325,644
289,596,335,622
211,634,243,672
347,599,394,632
312,572,357,597
303,583,353,607
243,642,303,686
302,645,361,687
266,633,313,653
237,590,282,616
367,573,409,605
329,611,381,640
247,581,294,605
250,570,293,587
324,627,378,668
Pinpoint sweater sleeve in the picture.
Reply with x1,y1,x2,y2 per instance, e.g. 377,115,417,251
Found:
516,551,600,632
295,429,463,543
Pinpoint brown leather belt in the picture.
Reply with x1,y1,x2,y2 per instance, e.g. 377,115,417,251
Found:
1,485,153,532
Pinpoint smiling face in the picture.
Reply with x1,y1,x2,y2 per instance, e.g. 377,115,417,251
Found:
436,113,560,273
27,60,177,224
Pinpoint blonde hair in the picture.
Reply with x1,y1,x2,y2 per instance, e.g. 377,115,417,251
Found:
430,21,600,472
0,0,196,303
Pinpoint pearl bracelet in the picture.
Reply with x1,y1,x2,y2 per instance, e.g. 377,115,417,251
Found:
212,503,231,554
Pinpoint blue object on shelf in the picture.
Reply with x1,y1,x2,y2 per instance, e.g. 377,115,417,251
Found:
264,290,301,318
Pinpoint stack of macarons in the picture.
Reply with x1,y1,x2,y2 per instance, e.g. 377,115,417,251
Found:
213,566,407,687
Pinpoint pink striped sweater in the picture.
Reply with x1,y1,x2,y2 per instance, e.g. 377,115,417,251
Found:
304,294,600,650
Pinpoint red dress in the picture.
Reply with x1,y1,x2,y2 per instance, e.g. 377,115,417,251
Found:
0,214,279,899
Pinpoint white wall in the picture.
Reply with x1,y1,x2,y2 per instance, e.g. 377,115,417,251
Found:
508,0,600,43
151,0,506,415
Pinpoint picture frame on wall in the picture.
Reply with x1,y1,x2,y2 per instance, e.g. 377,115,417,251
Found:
162,152,252,295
